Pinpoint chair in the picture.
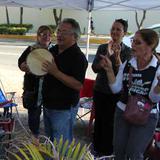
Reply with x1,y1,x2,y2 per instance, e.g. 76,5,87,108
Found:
77,78,95,135
0,87,27,140
0,88,16,137
0,87,20,157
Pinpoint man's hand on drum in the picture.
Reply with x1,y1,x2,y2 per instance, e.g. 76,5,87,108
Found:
20,62,30,73
42,57,60,76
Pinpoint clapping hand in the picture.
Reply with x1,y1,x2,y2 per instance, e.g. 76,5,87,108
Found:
112,43,122,66
99,54,113,71
112,43,121,54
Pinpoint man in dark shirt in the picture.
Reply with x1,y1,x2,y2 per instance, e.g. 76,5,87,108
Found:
42,18,88,142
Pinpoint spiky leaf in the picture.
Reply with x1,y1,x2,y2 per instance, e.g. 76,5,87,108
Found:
71,142,81,159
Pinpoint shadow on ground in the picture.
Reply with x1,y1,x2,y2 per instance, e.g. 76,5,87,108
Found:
16,112,93,145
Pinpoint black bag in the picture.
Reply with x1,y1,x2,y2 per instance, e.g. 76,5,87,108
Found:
22,91,37,109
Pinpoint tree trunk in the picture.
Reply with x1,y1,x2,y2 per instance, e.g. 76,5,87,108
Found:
53,9,63,27
20,7,23,25
5,6,10,25
135,10,146,30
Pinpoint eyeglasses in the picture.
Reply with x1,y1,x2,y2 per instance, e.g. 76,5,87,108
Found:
131,38,143,45
56,30,74,36
39,33,51,37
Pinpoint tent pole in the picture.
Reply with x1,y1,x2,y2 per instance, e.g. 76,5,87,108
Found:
86,11,92,60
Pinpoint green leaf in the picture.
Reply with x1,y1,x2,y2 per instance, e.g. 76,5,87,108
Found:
28,143,44,160
6,150,22,160
57,135,63,153
61,139,69,158
72,142,81,159
11,144,30,160
40,135,57,156
5,134,93,160
77,144,87,160
84,151,94,160
22,143,39,160
53,137,57,147
39,144,54,158
66,138,75,158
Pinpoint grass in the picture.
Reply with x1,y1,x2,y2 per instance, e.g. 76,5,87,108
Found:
89,38,109,44
0,34,37,41
0,34,110,44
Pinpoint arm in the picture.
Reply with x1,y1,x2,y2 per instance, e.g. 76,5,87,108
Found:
112,42,122,67
100,55,125,93
42,55,88,91
49,69,83,91
149,66,160,102
18,46,31,72
109,62,125,93
100,54,115,84
92,44,107,73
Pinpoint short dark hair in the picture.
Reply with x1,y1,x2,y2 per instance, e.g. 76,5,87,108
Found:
115,19,128,32
62,18,81,40
136,29,159,51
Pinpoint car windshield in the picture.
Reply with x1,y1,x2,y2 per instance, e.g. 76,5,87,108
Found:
151,27,160,37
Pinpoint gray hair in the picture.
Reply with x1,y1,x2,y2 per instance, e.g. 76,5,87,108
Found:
62,18,81,40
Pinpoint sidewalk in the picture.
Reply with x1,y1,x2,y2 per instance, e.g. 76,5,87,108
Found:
0,39,34,46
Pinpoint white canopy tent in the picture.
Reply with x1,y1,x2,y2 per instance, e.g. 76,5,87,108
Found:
85,0,160,58
0,0,160,57
0,0,160,10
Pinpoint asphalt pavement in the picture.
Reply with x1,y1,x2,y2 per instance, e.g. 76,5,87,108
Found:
0,38,98,64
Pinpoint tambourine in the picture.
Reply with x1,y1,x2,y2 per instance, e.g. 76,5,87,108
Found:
26,48,53,76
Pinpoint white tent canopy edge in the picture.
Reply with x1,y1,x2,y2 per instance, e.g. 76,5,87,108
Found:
0,0,160,57
86,0,160,58
0,0,160,10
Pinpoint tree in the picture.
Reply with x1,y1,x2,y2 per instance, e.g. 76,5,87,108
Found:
20,7,23,24
135,10,146,30
5,6,10,24
53,9,63,27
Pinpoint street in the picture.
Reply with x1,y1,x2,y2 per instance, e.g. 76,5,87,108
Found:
0,42,97,66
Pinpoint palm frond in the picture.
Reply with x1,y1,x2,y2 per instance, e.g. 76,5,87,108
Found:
5,134,94,160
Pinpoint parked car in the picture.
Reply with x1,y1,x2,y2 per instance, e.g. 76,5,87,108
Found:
123,24,160,52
